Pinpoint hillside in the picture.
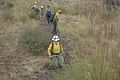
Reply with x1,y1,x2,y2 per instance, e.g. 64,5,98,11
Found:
0,0,120,80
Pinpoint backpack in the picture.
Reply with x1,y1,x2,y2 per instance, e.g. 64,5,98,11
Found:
50,12,55,22
35,7,40,12
46,10,52,17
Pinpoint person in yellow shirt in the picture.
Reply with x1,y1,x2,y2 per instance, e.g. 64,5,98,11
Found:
30,1,37,9
51,9,62,35
55,10,62,21
47,35,64,69
40,6,44,15
30,1,40,19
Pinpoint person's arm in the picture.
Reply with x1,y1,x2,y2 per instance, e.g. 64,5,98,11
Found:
60,44,63,53
45,9,47,14
47,43,52,56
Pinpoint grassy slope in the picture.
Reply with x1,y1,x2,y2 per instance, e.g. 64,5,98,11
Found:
0,0,120,80
0,0,53,80
51,0,120,80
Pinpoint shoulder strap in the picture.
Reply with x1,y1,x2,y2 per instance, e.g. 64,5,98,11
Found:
51,42,54,50
52,42,61,49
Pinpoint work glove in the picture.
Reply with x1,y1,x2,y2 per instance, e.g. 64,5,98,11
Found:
49,55,52,59
62,52,65,55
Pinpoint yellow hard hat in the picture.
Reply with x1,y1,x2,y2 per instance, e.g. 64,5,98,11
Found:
40,6,44,8
58,10,62,13
33,5,36,7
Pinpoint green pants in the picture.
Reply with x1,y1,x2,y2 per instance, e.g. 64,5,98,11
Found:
51,55,64,69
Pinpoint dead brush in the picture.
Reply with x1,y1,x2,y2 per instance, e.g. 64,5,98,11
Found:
43,60,53,70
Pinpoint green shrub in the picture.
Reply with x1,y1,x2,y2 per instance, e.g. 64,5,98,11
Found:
3,9,14,21
20,14,28,23
65,7,80,15
2,1,14,21
6,2,14,9
28,9,36,19
0,0,5,6
19,27,51,55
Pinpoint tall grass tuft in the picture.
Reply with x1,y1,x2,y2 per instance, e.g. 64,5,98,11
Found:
19,14,28,23
19,27,51,55
3,9,14,22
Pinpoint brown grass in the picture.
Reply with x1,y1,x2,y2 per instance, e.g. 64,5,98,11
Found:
0,0,120,80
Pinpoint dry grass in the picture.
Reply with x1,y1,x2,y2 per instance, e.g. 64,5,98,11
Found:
0,0,120,80
55,0,120,79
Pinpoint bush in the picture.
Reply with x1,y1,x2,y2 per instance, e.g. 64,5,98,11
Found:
19,27,51,55
19,14,28,23
0,0,5,6
28,9,36,19
3,9,14,21
2,1,14,21
65,7,80,15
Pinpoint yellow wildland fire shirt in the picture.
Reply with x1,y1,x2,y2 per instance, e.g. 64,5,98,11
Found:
55,12,61,21
47,42,63,56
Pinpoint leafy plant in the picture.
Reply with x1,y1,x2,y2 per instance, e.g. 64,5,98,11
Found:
3,9,14,21
19,14,28,23
28,9,36,19
19,27,51,55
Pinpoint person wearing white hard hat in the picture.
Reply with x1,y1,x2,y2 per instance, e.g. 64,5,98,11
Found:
47,35,64,69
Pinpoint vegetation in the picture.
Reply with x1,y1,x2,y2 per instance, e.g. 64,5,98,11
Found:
28,9,36,19
19,27,51,55
0,0,119,80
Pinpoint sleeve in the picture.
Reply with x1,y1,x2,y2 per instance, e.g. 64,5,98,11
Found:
56,12,61,20
60,43,63,53
47,43,52,56
58,13,61,20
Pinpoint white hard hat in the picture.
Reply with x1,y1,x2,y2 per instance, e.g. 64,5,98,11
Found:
52,35,60,42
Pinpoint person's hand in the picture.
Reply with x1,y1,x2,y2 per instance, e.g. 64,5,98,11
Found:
62,52,65,55
49,55,52,59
